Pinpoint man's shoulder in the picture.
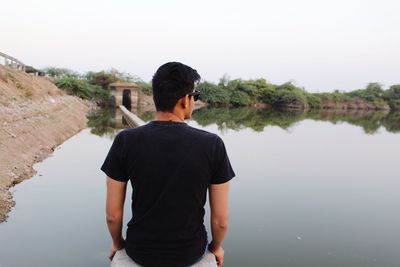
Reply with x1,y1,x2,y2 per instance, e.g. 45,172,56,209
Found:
185,124,219,140
122,124,148,134
114,124,148,140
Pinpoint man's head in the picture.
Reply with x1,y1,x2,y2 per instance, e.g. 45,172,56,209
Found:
152,62,201,114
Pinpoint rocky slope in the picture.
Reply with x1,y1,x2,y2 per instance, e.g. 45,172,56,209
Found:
0,66,89,222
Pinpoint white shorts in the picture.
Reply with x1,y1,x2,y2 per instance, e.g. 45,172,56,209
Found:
111,248,218,267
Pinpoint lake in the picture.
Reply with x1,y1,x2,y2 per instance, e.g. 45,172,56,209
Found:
1,107,400,267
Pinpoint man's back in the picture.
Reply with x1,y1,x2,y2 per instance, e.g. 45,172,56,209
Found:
102,120,235,267
104,62,235,267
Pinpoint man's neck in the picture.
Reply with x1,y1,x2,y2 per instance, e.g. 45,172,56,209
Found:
155,111,185,122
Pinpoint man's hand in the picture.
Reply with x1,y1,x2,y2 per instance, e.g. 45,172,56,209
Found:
108,240,125,261
106,177,127,261
208,242,225,267
208,182,229,266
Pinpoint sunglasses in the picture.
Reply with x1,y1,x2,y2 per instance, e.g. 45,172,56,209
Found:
188,90,200,101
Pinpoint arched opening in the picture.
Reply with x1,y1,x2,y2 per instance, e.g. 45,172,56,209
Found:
122,89,132,110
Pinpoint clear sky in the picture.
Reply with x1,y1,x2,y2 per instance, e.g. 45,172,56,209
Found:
1,0,399,92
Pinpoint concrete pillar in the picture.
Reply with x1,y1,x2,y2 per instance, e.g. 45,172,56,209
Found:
116,88,123,107
132,90,139,108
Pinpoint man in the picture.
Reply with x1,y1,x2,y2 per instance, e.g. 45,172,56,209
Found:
101,62,235,267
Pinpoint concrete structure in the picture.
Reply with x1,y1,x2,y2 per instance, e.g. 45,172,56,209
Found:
0,51,26,71
119,105,145,127
111,249,217,267
109,81,139,110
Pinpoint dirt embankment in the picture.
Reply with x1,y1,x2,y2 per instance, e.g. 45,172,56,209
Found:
0,66,89,222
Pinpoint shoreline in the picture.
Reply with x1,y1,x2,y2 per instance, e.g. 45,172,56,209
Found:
0,66,90,222
0,96,89,223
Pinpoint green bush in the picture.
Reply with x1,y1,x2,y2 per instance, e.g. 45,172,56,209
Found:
197,82,230,105
229,90,252,106
269,89,308,107
228,79,259,100
86,71,118,89
261,82,308,108
348,83,384,102
85,69,142,89
373,99,389,109
383,84,400,110
55,76,109,101
306,93,322,108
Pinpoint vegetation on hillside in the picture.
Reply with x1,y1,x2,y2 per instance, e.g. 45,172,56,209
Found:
43,67,400,110
43,67,152,104
54,77,107,101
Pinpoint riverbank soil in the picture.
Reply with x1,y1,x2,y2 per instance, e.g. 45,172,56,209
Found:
0,66,89,222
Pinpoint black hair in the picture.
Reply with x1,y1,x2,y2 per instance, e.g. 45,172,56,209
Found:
152,62,201,112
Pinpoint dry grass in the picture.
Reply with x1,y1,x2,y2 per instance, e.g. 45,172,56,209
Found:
0,66,62,105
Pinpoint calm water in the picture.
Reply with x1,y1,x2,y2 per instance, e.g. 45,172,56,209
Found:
1,108,400,267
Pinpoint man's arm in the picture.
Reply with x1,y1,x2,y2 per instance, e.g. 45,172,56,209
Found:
208,181,230,266
106,176,127,260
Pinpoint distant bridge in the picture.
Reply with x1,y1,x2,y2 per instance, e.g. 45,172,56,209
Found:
0,51,26,71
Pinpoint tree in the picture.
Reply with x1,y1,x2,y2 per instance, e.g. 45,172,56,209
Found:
197,81,230,105
42,67,78,78
85,69,144,89
218,74,230,87
383,84,400,110
86,71,118,89
365,82,384,98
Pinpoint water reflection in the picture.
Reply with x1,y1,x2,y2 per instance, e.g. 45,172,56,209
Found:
86,108,152,138
86,108,118,137
87,107,400,136
2,107,400,267
192,108,400,134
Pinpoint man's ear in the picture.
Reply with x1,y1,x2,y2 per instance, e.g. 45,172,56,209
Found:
181,95,188,108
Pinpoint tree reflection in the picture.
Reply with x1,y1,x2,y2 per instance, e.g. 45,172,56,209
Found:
86,107,156,137
86,108,118,137
191,107,400,134
87,107,400,136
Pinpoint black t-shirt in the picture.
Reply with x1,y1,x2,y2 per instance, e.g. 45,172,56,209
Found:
101,120,235,267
